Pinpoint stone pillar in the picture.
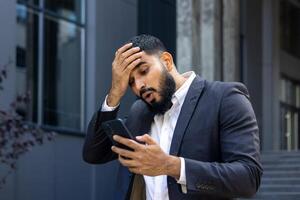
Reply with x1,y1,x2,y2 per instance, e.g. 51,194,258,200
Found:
177,0,198,73
200,0,222,81
177,0,222,80
177,0,240,81
222,0,240,82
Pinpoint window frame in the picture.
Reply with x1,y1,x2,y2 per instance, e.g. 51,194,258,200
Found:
17,0,86,133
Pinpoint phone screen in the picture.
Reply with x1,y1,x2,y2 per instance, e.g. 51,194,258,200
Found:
102,119,135,151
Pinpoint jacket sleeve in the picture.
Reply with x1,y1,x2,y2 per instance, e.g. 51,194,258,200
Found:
82,108,119,164
185,83,263,198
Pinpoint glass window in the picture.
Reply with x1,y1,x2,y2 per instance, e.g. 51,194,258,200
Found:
45,0,85,24
280,78,286,102
43,16,83,129
16,5,39,122
280,76,300,150
280,0,300,58
16,0,85,131
17,0,39,6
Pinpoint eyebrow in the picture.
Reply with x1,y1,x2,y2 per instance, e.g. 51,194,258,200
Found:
129,61,147,85
134,61,147,69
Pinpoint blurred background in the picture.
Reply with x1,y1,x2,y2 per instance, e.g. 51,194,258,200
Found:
0,0,300,199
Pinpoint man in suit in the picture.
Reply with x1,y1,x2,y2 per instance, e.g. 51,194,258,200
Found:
83,34,262,200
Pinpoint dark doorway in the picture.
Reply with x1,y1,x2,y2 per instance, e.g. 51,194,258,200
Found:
138,0,176,62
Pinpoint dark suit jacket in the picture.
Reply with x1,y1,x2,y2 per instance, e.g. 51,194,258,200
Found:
83,76,263,200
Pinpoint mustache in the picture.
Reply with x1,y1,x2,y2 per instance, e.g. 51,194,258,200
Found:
139,87,156,97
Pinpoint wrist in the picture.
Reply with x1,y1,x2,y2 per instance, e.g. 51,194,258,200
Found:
164,155,181,179
107,90,121,107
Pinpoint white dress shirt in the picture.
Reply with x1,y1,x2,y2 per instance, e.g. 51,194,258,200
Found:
102,71,196,200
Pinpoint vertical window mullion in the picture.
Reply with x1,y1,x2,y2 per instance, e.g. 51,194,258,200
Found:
37,0,44,125
80,0,86,131
80,28,85,132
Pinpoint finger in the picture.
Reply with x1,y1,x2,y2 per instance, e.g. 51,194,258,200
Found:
121,52,143,69
111,145,135,159
113,135,141,150
124,58,141,74
136,134,156,145
118,155,139,168
120,47,141,64
115,43,133,59
128,167,141,174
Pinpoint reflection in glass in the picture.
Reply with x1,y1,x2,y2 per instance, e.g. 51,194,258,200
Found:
280,0,300,58
45,0,84,23
16,5,39,122
280,76,300,150
17,0,39,6
43,16,83,130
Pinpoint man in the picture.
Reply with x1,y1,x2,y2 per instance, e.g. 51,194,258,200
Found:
83,34,262,200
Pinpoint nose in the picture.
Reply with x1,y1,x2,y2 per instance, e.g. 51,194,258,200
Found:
134,78,145,95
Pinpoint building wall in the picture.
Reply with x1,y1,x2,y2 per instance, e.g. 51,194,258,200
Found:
93,0,138,199
0,0,138,200
0,1,16,198
240,0,264,148
0,0,16,110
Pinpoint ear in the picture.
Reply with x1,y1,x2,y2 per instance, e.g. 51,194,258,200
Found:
160,52,174,72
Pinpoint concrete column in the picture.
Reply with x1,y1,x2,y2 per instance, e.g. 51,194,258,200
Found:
177,0,222,80
200,0,222,81
176,0,202,75
176,0,194,73
262,0,281,151
222,0,240,82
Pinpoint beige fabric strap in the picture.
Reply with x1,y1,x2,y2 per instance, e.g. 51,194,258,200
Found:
130,174,146,200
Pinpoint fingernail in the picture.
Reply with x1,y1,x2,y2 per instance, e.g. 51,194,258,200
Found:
136,136,141,140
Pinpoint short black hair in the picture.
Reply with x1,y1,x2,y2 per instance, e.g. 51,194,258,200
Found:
128,34,166,55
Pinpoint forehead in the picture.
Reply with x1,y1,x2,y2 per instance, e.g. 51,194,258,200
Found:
140,52,158,62
133,52,158,70
129,53,160,78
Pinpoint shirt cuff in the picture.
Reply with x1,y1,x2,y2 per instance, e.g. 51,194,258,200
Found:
101,95,119,112
177,157,187,193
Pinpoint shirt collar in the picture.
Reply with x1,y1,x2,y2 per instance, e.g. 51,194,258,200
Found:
171,71,196,107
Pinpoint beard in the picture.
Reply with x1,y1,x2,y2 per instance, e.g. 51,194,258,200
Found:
139,68,176,115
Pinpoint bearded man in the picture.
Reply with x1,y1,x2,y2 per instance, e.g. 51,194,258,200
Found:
83,34,262,200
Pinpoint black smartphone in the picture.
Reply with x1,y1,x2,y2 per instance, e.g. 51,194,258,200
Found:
101,118,135,151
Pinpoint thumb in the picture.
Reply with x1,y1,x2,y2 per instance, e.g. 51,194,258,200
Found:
136,134,156,145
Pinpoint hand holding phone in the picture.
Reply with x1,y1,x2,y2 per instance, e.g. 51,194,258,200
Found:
101,118,135,151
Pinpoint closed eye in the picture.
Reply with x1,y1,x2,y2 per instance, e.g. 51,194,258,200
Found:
139,67,149,75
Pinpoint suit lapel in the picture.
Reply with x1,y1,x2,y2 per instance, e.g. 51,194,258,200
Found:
169,76,205,156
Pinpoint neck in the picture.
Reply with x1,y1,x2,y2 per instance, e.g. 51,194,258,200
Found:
173,73,188,91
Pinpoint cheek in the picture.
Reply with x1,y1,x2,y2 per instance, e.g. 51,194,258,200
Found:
148,71,163,90
130,86,139,97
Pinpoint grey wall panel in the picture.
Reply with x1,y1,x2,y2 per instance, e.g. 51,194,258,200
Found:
0,1,16,199
240,0,263,145
15,140,56,200
95,0,138,118
8,135,93,200
54,136,92,200
0,0,16,110
95,161,119,200
91,0,138,199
